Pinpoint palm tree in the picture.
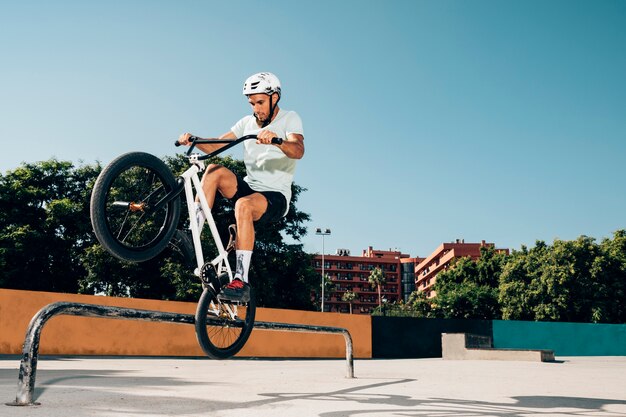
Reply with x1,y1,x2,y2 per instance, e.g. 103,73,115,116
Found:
322,273,333,300
342,291,357,314
368,267,386,308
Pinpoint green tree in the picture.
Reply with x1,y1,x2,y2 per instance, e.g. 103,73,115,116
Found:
369,291,437,318
342,290,357,314
78,244,186,300
323,273,334,290
0,160,100,292
596,230,626,322
368,267,386,308
499,232,626,323
498,243,543,321
406,290,435,317
311,273,334,311
433,246,507,319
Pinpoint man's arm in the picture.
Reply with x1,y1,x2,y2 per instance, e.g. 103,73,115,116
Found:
279,133,305,159
257,131,305,160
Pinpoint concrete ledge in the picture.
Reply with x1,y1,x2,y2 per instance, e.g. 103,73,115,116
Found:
442,333,555,362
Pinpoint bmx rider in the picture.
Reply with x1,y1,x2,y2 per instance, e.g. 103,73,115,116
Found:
177,72,305,302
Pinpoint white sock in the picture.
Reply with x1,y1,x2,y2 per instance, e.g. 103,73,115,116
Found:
192,201,206,230
234,250,253,283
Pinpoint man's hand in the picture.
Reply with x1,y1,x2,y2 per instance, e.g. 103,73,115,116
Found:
177,132,195,146
256,130,279,145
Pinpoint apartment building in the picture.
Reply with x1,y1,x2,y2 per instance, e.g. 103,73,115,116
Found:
415,239,509,298
312,246,409,314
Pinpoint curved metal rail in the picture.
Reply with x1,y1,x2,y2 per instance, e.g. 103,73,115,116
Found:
7,301,354,406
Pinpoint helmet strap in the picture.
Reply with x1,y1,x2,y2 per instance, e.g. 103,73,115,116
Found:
261,94,279,128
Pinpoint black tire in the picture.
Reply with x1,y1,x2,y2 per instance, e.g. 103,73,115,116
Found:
90,152,181,262
195,286,256,359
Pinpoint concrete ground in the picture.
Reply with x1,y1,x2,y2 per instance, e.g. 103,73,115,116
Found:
1,356,625,417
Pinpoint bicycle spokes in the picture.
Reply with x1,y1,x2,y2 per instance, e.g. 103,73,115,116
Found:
105,166,172,250
205,302,246,348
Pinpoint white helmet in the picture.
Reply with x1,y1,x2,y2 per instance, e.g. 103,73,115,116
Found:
242,72,281,98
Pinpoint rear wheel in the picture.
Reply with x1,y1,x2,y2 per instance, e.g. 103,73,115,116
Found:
195,286,256,359
90,152,181,262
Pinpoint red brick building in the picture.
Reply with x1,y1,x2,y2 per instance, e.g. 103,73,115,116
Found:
415,239,509,298
312,246,409,314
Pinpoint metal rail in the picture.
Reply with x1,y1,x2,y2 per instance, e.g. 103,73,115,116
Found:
7,301,355,406
253,321,354,379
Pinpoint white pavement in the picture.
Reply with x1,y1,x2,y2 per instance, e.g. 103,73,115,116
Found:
1,356,626,417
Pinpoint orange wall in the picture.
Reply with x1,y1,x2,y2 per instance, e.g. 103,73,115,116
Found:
0,289,371,358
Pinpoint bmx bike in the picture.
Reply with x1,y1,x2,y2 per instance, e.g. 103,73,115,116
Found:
89,135,281,359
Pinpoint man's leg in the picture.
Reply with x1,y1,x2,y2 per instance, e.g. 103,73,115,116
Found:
220,194,267,302
173,164,239,262
234,193,268,250
233,193,267,282
194,164,238,226
201,164,239,205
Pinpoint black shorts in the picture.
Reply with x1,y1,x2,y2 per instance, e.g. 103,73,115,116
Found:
229,176,287,224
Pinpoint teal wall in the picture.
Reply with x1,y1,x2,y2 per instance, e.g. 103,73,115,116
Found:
492,320,626,356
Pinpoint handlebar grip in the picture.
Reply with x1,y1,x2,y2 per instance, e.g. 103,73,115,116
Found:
272,137,283,145
174,135,201,147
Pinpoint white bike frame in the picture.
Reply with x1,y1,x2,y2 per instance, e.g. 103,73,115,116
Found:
179,154,233,284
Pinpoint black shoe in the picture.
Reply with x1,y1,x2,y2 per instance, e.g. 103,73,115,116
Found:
218,278,251,303
170,230,195,266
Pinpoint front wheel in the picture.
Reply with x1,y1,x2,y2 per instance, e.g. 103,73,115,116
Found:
195,286,256,359
90,152,181,262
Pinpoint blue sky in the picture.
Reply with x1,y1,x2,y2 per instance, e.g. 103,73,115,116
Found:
1,0,625,258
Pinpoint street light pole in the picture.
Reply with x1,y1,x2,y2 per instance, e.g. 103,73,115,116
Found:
316,228,331,312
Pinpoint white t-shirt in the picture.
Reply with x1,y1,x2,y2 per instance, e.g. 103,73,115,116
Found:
231,109,304,215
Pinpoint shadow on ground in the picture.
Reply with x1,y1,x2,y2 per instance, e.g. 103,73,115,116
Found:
4,369,625,416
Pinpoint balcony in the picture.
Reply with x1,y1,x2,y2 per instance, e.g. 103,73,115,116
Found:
332,274,354,282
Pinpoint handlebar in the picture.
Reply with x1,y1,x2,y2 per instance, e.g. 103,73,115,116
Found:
174,135,283,161
174,135,283,147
